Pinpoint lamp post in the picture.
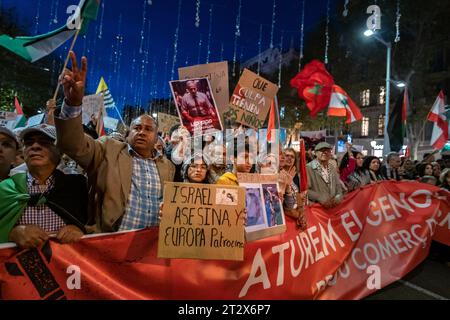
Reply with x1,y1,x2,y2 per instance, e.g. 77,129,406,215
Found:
364,30,391,156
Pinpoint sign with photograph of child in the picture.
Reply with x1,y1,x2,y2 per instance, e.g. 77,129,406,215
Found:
237,173,287,242
158,182,246,261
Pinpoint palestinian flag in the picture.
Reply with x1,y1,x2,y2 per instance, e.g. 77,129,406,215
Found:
0,0,100,63
14,97,27,129
387,89,409,153
327,85,363,123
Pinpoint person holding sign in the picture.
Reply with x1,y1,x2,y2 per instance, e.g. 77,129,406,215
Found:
55,52,175,233
181,154,211,184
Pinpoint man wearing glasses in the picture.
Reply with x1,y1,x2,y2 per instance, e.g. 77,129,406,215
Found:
306,142,343,209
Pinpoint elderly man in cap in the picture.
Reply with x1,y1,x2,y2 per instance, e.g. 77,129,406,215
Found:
306,142,343,208
0,124,88,248
55,51,174,233
0,127,20,181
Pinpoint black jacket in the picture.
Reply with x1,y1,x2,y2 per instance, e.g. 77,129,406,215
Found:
29,170,88,232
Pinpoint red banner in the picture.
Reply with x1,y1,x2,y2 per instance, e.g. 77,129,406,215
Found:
0,181,449,300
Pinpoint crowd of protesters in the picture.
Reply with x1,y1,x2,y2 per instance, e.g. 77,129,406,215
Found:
0,51,449,256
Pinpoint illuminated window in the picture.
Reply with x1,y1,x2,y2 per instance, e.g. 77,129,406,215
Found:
360,89,370,106
379,86,385,104
361,117,369,136
378,115,385,136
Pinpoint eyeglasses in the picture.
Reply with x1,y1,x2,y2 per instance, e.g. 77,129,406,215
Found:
189,164,208,170
23,137,54,147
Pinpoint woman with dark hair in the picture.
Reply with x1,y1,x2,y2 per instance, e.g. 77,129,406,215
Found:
362,156,383,182
338,143,358,183
346,153,371,191
417,163,433,178
181,153,211,184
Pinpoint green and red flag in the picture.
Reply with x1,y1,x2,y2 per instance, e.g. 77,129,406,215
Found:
14,97,27,129
0,0,100,63
290,60,335,117
387,89,409,153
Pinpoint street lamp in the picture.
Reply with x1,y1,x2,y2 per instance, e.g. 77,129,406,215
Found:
364,29,392,155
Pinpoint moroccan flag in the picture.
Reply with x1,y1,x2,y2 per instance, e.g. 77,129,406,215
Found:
0,0,100,63
427,90,448,150
14,97,27,128
327,85,363,124
290,60,334,117
299,139,308,192
387,89,409,153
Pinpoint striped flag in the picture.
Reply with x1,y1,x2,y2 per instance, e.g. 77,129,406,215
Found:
0,0,99,63
96,77,125,126
427,91,448,150
14,97,27,128
96,77,116,109
327,85,363,123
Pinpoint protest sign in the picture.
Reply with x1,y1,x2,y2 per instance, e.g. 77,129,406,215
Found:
0,111,16,127
237,173,286,242
228,69,279,129
170,78,223,135
81,94,103,125
2,181,448,300
178,61,229,123
158,182,246,261
157,112,180,134
103,116,119,131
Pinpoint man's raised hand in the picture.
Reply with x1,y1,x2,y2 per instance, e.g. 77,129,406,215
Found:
60,51,87,107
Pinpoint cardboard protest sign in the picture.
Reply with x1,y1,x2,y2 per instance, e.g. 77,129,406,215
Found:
157,112,180,134
170,78,223,135
178,61,229,123
237,173,286,242
158,182,246,261
81,94,103,125
228,69,279,129
0,111,16,127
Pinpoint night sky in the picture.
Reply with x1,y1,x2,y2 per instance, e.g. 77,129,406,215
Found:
2,0,335,114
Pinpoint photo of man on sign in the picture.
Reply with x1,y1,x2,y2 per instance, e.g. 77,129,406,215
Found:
170,78,223,135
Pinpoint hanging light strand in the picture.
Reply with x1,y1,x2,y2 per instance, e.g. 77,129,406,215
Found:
343,0,350,17
324,0,330,64
170,0,183,81
195,0,200,27
197,34,203,65
219,42,224,62
206,5,214,63
98,1,105,39
270,0,277,49
232,0,243,77
139,0,148,54
299,0,305,71
34,0,41,34
52,0,59,24
278,32,284,87
257,24,263,75
394,0,401,43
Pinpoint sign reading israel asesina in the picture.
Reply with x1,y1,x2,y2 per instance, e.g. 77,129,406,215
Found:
158,182,246,261
0,181,448,300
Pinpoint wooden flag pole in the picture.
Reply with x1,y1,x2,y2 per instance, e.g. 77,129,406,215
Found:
52,20,83,101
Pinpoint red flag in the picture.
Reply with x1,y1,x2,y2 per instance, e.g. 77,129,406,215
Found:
299,139,308,192
427,91,448,150
327,85,363,124
266,99,276,141
14,96,23,115
290,60,335,117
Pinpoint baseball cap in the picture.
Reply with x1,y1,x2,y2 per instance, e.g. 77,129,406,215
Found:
314,142,332,151
0,126,20,148
20,124,57,142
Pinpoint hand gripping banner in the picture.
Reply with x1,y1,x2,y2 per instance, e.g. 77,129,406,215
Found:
0,181,449,300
